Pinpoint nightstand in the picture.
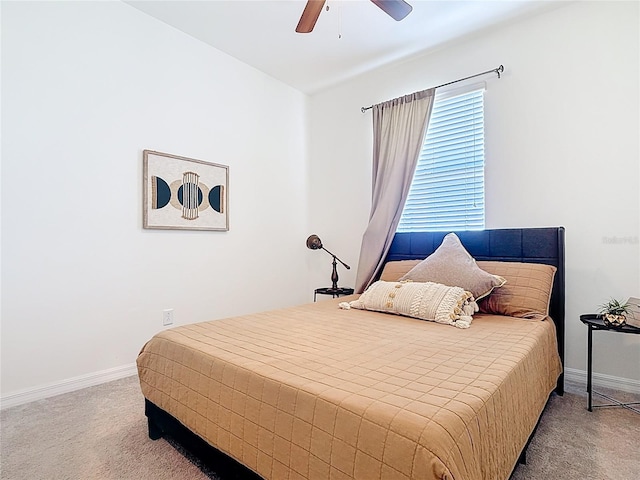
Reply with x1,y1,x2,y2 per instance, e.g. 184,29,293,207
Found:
314,287,354,302
580,314,640,413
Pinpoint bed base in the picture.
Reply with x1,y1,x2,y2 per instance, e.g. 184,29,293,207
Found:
145,396,551,478
145,399,263,479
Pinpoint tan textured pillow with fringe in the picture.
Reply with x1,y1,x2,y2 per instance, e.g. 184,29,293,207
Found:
340,280,478,329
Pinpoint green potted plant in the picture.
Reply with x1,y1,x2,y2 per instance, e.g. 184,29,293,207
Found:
598,298,630,327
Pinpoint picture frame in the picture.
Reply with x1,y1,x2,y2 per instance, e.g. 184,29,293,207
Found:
143,150,228,231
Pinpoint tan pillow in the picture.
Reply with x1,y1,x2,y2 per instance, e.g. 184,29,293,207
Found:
476,261,557,320
341,280,478,329
399,233,506,300
379,260,421,282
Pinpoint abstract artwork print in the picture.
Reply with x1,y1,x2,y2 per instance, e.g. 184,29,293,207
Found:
143,150,228,231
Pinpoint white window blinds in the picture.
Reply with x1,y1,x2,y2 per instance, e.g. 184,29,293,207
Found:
397,87,485,232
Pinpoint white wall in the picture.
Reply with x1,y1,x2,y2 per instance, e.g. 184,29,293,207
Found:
309,1,640,383
1,1,312,398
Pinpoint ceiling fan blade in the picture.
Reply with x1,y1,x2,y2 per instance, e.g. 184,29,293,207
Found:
296,0,326,33
370,0,413,21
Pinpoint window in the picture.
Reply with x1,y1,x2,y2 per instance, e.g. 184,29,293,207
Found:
397,86,485,232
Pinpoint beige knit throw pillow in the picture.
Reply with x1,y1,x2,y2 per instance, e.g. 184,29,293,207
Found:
340,280,478,329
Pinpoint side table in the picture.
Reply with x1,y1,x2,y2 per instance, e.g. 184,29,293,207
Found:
579,314,640,413
314,287,354,302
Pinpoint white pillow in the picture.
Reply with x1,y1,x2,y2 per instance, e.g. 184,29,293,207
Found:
340,280,478,329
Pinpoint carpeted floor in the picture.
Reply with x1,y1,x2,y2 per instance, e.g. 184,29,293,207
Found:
509,383,640,480
0,376,212,480
1,375,638,479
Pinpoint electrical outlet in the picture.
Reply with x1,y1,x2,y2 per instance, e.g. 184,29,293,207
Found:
163,309,174,326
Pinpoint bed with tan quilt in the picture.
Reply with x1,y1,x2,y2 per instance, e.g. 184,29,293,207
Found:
137,227,565,480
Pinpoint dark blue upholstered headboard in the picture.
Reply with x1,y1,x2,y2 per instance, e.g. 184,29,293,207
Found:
384,227,565,394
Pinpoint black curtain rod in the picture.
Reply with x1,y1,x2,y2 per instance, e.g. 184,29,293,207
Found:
360,65,504,113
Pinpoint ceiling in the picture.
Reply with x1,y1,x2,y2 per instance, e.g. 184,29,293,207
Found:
125,0,561,95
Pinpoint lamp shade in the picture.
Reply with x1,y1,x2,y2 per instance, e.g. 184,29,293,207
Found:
306,234,323,250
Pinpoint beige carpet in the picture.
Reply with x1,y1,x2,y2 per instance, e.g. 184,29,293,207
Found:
1,375,638,479
1,377,212,480
510,382,639,480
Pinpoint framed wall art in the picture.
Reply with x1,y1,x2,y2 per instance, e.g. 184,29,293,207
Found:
143,150,228,231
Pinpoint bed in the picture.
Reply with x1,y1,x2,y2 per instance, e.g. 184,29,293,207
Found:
137,227,565,480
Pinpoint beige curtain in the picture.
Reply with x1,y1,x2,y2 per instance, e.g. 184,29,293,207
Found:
355,89,436,293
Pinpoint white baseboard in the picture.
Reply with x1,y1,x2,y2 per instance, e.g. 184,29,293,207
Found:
0,363,138,410
564,367,640,395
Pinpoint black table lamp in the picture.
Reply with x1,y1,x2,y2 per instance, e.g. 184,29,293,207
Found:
306,234,350,292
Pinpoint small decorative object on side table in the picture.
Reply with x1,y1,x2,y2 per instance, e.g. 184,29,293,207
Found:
598,297,630,327
579,314,640,413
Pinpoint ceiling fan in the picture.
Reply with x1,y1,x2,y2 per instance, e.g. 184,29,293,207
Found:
296,0,413,33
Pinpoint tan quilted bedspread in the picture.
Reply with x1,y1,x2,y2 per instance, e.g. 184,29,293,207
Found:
137,296,561,480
